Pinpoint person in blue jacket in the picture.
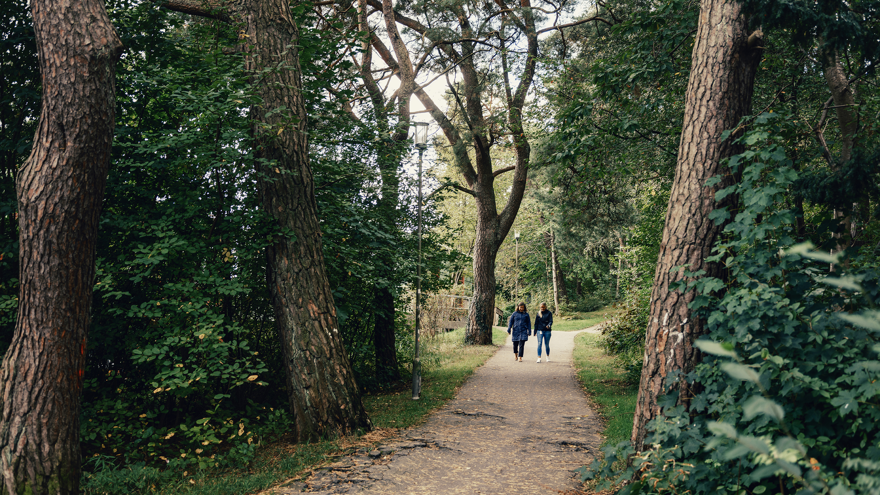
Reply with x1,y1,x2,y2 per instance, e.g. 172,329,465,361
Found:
507,302,531,362
534,302,553,363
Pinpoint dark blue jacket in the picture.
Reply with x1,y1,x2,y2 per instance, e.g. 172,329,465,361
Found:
507,311,531,341
534,310,553,332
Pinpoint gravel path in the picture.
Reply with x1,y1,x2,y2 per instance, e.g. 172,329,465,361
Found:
276,327,603,494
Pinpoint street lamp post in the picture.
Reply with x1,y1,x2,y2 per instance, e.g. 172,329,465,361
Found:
412,121,428,400
514,230,520,301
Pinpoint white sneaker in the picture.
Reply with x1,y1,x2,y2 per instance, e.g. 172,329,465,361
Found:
546,356,550,362
537,358,541,363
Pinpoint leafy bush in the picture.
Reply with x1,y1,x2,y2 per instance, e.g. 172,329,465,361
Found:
599,286,650,383
584,114,880,494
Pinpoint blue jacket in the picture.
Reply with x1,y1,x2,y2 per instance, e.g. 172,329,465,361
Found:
507,311,531,341
534,310,553,332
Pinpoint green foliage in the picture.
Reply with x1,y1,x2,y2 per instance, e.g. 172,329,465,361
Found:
599,286,650,383
0,0,39,353
585,114,880,494
0,0,460,475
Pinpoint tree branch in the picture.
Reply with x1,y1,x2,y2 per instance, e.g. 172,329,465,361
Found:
156,0,232,22
535,14,614,35
492,166,515,177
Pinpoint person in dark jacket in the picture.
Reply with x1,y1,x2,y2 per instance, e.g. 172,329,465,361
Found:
507,302,531,362
534,302,553,363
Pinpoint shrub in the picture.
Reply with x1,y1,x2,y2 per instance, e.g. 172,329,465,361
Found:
599,286,650,383
583,114,880,494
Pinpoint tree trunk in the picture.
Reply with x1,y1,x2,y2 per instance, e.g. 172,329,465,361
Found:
465,195,501,345
0,0,122,490
822,51,858,256
631,0,760,452
550,230,560,314
373,287,399,382
243,0,371,442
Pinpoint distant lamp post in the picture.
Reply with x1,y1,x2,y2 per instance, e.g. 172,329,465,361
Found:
412,121,428,400
514,230,520,301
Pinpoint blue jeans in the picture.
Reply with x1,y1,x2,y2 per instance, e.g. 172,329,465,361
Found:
536,331,551,356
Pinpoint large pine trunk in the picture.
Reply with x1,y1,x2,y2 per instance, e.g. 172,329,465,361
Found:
244,0,371,442
631,0,760,451
0,0,122,490
465,185,502,345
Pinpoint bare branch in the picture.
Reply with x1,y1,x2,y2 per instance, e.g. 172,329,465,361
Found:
536,14,614,35
156,0,232,22
492,166,515,177
427,181,477,199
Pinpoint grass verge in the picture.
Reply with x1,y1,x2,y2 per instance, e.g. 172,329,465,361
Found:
572,332,638,447
554,306,620,332
83,327,506,495
363,326,507,429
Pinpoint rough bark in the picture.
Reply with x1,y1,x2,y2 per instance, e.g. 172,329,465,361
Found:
631,0,760,452
0,0,123,490
161,0,372,442
242,0,371,442
822,52,857,165
821,51,858,255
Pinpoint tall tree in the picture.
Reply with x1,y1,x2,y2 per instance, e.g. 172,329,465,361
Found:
359,0,615,344
631,0,762,451
0,0,123,490
159,0,371,441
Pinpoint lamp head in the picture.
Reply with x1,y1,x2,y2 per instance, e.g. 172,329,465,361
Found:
412,121,429,150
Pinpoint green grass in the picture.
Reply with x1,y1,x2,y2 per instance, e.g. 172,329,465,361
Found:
553,305,621,331
84,327,507,495
572,332,638,447
363,326,507,429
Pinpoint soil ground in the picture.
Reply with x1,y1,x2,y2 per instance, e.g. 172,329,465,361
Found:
272,327,603,494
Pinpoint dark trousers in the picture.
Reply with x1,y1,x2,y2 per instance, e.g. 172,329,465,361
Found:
513,340,525,357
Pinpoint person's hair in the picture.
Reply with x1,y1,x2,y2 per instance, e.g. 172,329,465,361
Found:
517,302,527,312
540,302,548,309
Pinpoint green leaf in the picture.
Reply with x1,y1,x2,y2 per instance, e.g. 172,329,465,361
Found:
694,340,738,359
818,276,863,291
707,421,737,439
830,390,859,416
742,396,784,421
720,362,761,383
782,242,840,263
838,312,880,331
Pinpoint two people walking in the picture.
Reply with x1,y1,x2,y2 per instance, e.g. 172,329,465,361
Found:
507,302,553,362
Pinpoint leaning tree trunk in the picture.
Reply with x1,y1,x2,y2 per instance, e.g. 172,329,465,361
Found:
244,0,371,442
0,0,122,490
631,0,761,452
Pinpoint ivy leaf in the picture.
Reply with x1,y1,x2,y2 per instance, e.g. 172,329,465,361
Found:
830,390,859,416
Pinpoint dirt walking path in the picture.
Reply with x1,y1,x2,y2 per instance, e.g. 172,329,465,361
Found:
276,327,603,494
